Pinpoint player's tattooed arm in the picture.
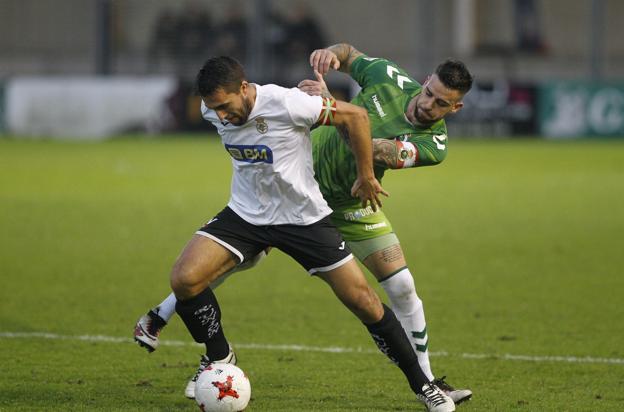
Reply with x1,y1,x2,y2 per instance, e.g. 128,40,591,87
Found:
372,138,418,169
310,43,363,75
327,43,363,73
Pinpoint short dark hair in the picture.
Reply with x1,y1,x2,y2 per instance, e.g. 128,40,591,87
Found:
435,59,473,95
195,56,246,97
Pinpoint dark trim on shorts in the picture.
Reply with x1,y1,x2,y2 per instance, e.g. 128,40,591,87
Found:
195,230,244,262
308,254,354,274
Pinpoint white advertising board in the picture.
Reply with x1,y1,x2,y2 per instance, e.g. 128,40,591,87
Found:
6,76,177,139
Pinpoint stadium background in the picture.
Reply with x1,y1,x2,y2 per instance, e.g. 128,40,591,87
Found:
1,1,623,411
2,0,624,139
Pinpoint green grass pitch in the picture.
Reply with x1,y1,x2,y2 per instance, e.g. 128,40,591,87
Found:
1,135,623,411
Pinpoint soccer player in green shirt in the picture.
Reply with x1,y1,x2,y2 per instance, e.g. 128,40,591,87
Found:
297,43,473,404
135,43,473,406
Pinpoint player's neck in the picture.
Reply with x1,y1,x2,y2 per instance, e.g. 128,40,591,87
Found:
405,96,420,126
247,83,257,110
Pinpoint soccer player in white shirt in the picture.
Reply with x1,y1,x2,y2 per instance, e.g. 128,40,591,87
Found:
138,56,455,412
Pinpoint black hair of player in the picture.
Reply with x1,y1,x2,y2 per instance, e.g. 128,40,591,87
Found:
435,59,473,95
195,56,246,97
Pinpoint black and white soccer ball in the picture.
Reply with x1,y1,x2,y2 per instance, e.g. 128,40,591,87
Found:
195,363,251,412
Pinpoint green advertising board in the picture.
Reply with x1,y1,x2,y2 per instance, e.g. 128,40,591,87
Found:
539,81,624,138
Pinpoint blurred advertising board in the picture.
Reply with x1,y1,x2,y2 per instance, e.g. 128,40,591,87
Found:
539,82,624,138
446,81,538,137
5,77,177,139
0,81,5,132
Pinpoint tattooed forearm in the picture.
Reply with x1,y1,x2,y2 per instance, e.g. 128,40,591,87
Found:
372,139,400,168
327,43,363,73
372,138,418,169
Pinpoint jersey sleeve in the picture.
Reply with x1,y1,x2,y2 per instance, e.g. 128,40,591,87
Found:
401,130,448,167
284,87,323,128
350,54,410,90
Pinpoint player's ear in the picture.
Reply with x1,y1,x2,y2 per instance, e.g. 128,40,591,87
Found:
450,101,464,114
240,81,248,95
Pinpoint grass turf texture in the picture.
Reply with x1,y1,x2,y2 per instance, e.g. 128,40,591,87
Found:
1,136,623,411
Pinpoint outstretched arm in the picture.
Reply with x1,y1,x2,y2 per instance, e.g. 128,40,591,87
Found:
310,43,364,75
372,136,447,169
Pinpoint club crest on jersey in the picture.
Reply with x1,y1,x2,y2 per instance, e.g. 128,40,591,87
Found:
255,117,268,134
400,148,414,160
225,143,273,164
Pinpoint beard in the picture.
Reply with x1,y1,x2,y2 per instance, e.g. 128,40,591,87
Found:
228,116,246,126
230,95,254,125
414,107,437,126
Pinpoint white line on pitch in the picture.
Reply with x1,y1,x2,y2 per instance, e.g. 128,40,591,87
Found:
1,331,623,365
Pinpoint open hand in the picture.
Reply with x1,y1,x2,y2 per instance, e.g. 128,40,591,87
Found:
298,70,330,97
309,49,340,75
350,175,389,212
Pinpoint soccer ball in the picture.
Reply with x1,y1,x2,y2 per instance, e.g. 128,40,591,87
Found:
195,363,251,412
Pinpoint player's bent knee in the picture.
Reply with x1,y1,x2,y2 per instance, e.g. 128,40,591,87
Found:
170,262,209,300
170,272,193,300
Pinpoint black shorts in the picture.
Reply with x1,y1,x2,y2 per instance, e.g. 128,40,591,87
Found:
196,206,353,274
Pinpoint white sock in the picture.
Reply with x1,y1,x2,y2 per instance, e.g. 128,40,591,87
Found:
153,292,177,322
380,267,434,381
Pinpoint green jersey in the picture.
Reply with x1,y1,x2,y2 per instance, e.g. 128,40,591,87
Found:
312,54,448,207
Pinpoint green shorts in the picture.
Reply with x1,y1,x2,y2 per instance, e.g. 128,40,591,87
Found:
329,202,399,261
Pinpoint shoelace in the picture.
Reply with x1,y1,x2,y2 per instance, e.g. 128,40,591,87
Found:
423,384,446,406
432,375,454,392
192,356,212,382
146,311,166,336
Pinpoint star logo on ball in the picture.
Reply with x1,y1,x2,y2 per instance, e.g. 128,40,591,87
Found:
213,376,240,400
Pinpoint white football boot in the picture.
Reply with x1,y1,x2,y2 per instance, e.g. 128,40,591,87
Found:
184,346,237,399
432,376,472,405
133,310,166,353
417,382,456,412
